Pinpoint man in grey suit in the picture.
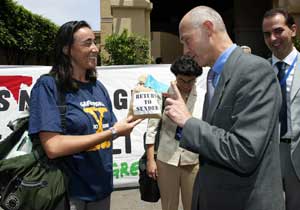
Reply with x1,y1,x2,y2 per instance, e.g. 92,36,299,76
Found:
262,8,300,210
164,6,284,210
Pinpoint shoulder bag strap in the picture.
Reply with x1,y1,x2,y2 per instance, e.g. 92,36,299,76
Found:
52,78,70,210
56,85,67,133
154,95,165,152
33,76,66,159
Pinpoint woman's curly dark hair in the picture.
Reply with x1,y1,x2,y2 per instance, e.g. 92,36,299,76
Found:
170,55,203,77
50,20,97,92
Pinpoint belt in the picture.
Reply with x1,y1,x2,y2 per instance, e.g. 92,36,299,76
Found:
280,138,291,144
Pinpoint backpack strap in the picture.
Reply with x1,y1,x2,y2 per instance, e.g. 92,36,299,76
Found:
51,77,70,210
33,75,66,158
44,74,67,133
56,85,67,134
154,95,165,152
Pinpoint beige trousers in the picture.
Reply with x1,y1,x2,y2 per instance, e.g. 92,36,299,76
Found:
156,160,199,210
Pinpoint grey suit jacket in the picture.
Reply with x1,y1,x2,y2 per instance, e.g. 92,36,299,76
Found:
180,47,284,210
290,51,300,179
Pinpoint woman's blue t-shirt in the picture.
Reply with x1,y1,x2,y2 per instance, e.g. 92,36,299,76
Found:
28,76,117,201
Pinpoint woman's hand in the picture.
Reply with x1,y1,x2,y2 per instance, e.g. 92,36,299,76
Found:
147,158,158,180
113,115,143,137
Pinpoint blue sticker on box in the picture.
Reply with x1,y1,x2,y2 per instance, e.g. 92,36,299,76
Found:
144,75,169,93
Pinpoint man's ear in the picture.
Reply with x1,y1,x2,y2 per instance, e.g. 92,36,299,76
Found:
202,20,213,36
291,24,297,38
63,46,69,55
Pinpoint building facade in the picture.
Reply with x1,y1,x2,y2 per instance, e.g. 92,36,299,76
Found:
100,0,300,63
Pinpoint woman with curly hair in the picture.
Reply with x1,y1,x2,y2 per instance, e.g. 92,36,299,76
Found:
145,55,204,210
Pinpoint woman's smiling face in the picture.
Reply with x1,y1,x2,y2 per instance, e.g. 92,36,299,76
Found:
70,27,99,71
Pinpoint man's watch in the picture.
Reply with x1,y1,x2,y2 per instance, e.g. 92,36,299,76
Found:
109,127,118,140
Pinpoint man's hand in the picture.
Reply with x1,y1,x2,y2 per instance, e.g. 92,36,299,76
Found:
164,81,192,127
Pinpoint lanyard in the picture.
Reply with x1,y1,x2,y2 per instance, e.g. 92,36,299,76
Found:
279,55,298,86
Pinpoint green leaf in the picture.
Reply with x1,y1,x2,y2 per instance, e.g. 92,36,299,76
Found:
102,29,151,65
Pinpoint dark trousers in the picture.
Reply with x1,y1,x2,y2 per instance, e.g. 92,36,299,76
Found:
280,142,300,210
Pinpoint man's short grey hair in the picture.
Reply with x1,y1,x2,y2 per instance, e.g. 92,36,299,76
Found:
189,6,226,32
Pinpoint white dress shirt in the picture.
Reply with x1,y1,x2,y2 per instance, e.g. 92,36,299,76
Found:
272,47,298,139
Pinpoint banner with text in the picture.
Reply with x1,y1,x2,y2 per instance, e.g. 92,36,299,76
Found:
0,64,207,188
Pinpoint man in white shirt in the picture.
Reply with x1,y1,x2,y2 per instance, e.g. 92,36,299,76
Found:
262,8,300,210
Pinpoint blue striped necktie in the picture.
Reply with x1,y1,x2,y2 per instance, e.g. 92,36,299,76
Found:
276,61,287,136
207,68,216,105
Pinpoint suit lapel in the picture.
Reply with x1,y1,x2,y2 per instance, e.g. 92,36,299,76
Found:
205,47,242,123
291,52,300,102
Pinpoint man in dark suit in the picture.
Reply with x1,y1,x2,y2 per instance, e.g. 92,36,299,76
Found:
262,8,300,210
164,6,284,210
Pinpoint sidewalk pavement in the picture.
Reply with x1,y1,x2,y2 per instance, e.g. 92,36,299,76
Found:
111,188,183,210
0,188,183,210
111,188,161,210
